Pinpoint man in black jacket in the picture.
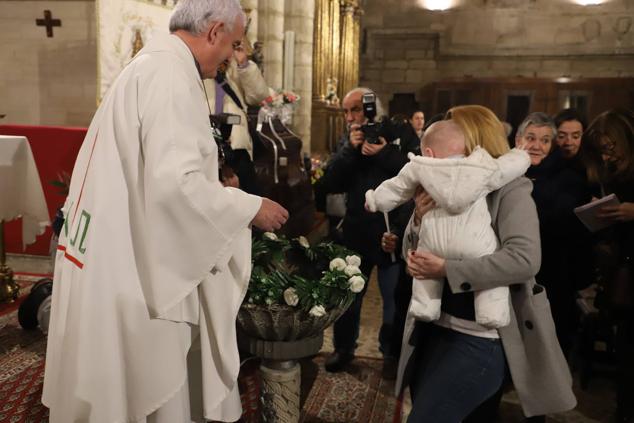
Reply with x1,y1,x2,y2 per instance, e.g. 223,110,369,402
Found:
315,87,413,372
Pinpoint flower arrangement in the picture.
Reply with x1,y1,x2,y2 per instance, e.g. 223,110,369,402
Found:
261,90,300,108
246,232,366,316
259,90,301,125
49,171,71,196
310,155,327,185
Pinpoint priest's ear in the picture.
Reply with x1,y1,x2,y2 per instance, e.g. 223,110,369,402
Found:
206,21,225,45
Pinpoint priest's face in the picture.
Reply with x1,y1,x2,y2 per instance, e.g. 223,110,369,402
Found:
202,18,245,78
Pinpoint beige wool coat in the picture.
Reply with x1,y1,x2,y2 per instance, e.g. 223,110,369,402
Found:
396,176,577,418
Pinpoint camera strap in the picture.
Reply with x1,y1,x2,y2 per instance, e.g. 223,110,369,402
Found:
214,72,246,113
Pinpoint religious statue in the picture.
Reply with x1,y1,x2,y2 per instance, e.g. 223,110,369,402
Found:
325,77,339,106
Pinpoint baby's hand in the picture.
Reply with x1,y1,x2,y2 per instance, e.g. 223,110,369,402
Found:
365,190,377,212
515,138,529,151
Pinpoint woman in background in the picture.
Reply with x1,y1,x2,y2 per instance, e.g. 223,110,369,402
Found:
518,112,593,357
582,109,634,423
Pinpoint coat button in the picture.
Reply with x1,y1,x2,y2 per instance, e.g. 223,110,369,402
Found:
210,266,219,275
525,320,533,330
460,282,471,291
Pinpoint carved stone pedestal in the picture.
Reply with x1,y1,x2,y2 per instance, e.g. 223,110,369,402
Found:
238,333,324,423
260,360,301,423
237,303,351,422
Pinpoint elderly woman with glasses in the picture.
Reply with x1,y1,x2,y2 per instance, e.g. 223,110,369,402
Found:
516,112,593,359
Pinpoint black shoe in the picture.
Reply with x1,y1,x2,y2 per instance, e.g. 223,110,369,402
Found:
325,350,354,372
381,357,398,380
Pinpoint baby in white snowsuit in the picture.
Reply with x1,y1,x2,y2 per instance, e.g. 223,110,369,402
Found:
365,121,530,328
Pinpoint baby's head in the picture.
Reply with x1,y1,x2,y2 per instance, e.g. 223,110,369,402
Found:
420,120,466,158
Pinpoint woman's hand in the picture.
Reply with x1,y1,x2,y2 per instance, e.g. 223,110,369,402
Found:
381,232,399,254
413,187,436,225
598,202,634,222
406,250,446,279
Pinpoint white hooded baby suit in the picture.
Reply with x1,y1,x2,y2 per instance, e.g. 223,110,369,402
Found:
366,146,530,328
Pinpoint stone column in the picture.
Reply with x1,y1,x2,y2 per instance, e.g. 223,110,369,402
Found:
258,0,285,89
241,0,258,47
284,0,315,153
339,0,361,99
260,360,301,423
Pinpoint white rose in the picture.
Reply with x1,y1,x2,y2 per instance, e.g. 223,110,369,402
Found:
309,305,326,317
263,232,278,241
298,236,310,249
344,265,362,277
345,255,361,267
329,258,347,271
283,288,299,306
348,275,365,293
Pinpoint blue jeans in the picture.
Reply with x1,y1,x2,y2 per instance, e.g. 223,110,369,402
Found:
333,261,400,355
408,324,506,423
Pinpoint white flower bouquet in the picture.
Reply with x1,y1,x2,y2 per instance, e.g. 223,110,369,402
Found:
245,232,366,314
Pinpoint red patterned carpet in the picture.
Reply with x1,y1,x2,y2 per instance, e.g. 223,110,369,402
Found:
0,273,50,423
0,278,401,423
300,355,402,423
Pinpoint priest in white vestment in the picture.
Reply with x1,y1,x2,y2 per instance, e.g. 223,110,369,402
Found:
42,1,289,422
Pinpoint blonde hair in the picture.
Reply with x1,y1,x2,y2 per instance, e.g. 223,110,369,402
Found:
445,105,509,158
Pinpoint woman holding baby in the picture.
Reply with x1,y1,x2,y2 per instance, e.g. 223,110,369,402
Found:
395,105,576,422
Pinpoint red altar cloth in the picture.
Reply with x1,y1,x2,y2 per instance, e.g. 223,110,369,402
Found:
0,125,86,256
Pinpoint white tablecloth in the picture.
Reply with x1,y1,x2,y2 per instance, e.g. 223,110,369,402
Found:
0,135,50,249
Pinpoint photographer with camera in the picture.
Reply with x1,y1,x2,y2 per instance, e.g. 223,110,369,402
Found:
315,87,412,375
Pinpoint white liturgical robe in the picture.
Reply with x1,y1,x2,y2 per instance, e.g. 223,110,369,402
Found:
42,33,262,423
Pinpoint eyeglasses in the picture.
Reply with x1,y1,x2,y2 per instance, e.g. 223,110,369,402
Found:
599,139,616,155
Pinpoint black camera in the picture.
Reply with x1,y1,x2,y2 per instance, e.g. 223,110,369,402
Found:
209,113,241,165
360,93,383,144
209,113,241,182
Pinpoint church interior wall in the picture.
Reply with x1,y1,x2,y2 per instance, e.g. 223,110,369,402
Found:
359,0,634,117
0,0,97,127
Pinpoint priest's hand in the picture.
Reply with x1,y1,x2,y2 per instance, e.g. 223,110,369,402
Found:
252,198,289,231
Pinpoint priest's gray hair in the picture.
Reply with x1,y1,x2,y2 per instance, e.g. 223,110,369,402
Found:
516,112,557,138
346,87,386,119
169,0,246,35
